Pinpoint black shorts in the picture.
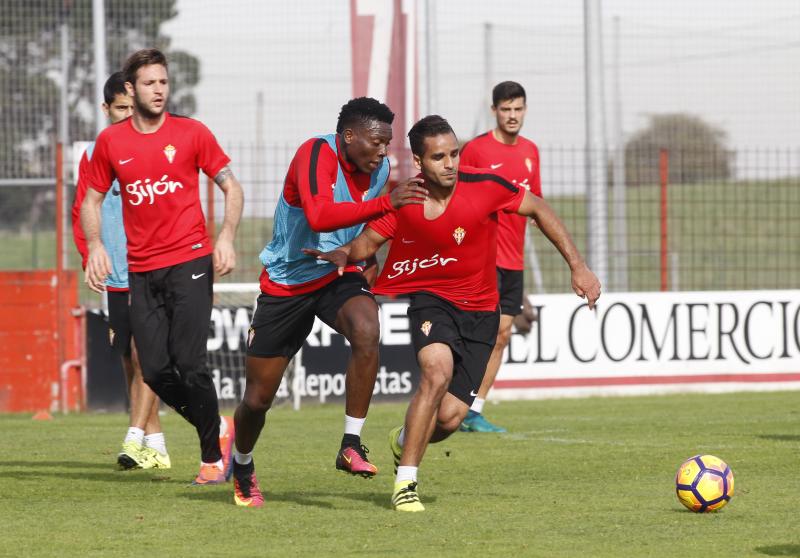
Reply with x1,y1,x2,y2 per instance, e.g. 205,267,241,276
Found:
129,254,213,382
247,273,375,358
497,267,524,316
407,293,499,405
107,290,133,357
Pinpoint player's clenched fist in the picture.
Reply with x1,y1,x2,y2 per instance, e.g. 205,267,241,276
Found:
389,177,428,208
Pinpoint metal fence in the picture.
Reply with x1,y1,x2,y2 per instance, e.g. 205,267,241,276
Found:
1,0,798,302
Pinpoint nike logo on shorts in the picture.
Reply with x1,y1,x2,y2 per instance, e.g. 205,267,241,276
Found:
191,273,206,280
470,390,479,397
119,158,134,165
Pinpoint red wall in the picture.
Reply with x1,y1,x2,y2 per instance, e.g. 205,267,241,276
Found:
0,270,80,412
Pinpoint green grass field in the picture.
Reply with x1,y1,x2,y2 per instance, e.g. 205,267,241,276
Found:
2,392,798,557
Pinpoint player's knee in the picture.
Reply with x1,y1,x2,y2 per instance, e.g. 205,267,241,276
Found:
346,318,380,351
241,390,272,414
184,367,216,391
418,369,450,398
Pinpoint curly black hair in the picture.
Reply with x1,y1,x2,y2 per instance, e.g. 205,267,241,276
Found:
336,97,395,133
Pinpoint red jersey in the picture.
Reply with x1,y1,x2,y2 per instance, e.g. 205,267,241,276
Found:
88,113,230,272
71,150,91,269
259,136,394,295
370,166,526,311
459,131,541,270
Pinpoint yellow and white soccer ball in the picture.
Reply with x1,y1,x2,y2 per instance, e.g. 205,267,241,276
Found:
675,454,734,512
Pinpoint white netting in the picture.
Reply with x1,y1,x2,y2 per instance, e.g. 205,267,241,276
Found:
208,282,299,410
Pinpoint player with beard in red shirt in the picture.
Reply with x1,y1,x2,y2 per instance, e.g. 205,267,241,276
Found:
82,49,244,485
458,81,539,433
305,115,601,511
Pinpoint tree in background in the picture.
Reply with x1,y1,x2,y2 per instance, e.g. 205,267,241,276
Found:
624,113,731,186
0,0,199,230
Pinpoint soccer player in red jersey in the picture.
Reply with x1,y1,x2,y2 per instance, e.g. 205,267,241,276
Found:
81,49,244,485
459,81,539,433
72,71,169,470
230,98,428,507
306,115,600,511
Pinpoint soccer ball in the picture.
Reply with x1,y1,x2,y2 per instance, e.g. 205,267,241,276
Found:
675,454,734,512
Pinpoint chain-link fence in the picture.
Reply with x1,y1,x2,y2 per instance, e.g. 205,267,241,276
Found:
2,0,798,302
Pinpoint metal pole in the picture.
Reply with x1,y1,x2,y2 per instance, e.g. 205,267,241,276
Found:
583,0,609,287
659,149,669,292
59,12,70,271
483,22,493,131
92,0,107,137
424,0,434,114
611,16,628,291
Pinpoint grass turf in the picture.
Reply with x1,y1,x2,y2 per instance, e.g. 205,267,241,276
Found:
1,391,798,557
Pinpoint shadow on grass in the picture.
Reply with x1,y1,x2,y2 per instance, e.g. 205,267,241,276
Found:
757,434,800,442
0,460,187,484
755,544,800,556
0,460,121,470
180,487,437,510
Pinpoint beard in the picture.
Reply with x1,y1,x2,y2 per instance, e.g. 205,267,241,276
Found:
134,94,166,120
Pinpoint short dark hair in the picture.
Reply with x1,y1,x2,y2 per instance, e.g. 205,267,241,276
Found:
336,97,394,134
407,115,455,156
103,71,127,105
492,81,526,107
122,48,168,86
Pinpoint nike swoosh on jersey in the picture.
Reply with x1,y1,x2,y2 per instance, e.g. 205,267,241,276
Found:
490,163,503,169
191,273,206,280
119,158,134,165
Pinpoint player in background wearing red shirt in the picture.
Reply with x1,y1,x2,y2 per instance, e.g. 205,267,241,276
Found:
82,49,244,485
307,115,600,511
458,81,539,433
230,98,428,508
72,72,169,470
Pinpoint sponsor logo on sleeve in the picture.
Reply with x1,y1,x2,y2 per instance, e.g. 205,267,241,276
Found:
421,321,432,336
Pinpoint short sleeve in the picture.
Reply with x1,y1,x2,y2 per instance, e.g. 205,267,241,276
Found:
529,143,542,198
194,122,231,178
88,133,114,194
367,211,397,240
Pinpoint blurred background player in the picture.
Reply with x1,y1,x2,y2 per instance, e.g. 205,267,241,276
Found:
71,71,170,470
458,81,541,433
230,97,428,507
308,115,600,511
81,49,244,485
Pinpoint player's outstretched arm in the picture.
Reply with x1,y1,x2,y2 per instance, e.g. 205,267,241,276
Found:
212,166,244,276
80,187,112,293
302,228,388,276
517,191,601,309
